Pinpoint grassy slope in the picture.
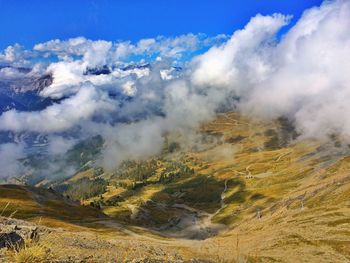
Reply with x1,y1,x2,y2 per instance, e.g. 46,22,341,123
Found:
184,113,350,262
95,112,349,261
1,112,350,262
0,184,112,232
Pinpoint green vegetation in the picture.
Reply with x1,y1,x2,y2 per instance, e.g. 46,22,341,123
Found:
112,159,158,182
64,177,107,200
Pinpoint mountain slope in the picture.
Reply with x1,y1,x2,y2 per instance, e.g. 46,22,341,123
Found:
61,112,350,261
1,112,350,262
0,184,107,230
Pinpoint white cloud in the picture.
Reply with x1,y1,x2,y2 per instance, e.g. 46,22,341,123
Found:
192,0,350,140
41,60,85,98
34,37,89,57
47,136,76,155
2,0,350,179
83,40,112,67
0,143,25,179
0,44,32,67
0,66,27,78
121,81,137,96
33,33,227,63
0,84,115,132
191,13,290,89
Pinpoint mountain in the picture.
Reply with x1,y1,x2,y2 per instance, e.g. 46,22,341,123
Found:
0,67,53,113
84,65,111,75
1,112,349,262
83,64,151,75
120,63,151,71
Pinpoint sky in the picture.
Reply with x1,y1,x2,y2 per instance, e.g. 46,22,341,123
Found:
3,0,350,180
0,0,322,50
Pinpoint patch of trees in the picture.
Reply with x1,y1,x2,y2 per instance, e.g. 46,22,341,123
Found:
93,167,104,177
159,162,194,184
112,159,158,181
64,177,107,200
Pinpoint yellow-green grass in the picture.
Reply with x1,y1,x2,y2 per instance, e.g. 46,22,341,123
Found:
2,111,350,262
0,184,109,231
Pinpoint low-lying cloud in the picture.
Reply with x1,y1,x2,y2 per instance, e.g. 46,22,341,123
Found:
0,0,349,180
0,143,25,179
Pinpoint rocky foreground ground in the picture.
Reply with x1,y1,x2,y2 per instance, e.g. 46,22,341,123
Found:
0,216,215,262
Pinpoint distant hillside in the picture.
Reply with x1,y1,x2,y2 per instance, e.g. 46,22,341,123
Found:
0,184,107,229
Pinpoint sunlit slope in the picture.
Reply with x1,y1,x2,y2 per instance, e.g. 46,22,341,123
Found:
187,113,350,261
10,111,348,261
67,112,327,228
64,111,350,261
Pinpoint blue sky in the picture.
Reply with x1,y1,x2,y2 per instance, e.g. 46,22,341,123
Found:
0,0,323,50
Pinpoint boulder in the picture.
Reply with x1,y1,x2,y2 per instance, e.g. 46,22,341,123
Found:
0,232,25,250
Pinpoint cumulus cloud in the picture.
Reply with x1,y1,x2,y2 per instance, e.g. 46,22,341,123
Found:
0,66,27,79
0,84,115,132
0,44,32,67
34,37,91,56
191,13,290,89
36,35,221,99
34,33,227,63
193,0,350,140
1,0,349,180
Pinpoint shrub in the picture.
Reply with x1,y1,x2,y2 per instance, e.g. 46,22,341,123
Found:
10,244,52,263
